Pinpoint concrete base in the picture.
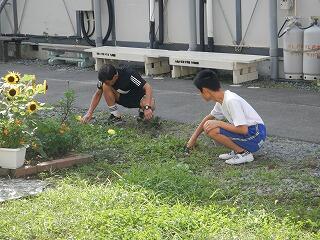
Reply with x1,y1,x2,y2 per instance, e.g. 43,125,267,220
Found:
172,66,198,78
285,73,304,80
304,74,320,81
232,63,259,84
144,57,170,76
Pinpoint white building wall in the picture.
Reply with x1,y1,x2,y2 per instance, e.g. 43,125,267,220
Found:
0,0,319,48
213,0,236,46
114,0,149,43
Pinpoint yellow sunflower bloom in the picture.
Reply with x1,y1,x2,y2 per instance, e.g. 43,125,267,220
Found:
43,80,48,94
36,80,48,94
10,71,21,81
26,101,38,113
2,72,19,84
7,87,20,98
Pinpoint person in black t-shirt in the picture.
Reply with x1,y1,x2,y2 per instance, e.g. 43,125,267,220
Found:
82,64,155,123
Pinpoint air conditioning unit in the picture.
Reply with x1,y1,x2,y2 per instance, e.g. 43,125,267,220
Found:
67,0,94,11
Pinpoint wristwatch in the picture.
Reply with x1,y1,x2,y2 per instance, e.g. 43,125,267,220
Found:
144,105,151,110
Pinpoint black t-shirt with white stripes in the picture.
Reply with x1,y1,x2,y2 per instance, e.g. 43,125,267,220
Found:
97,67,146,94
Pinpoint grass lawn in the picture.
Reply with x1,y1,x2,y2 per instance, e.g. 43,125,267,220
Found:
0,114,319,239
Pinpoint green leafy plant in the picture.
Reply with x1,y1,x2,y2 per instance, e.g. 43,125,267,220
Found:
27,88,81,161
55,86,76,124
32,118,80,159
0,72,48,148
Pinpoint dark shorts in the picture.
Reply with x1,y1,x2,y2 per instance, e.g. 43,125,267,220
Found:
116,89,145,108
220,124,267,153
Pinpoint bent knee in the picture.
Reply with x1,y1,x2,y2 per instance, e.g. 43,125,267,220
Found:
205,127,220,136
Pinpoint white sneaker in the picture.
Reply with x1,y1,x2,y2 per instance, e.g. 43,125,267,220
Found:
225,151,254,165
219,151,236,160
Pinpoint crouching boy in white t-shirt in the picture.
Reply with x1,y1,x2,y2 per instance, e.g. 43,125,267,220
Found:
187,70,266,165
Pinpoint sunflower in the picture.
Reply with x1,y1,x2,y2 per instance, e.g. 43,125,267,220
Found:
7,87,20,98
43,80,48,94
11,71,21,81
2,71,20,84
36,80,48,94
26,101,38,113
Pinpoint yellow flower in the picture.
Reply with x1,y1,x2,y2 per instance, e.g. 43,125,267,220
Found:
2,71,20,84
59,123,70,134
26,101,38,113
43,80,48,94
36,80,48,94
31,142,38,150
7,87,20,98
11,71,21,80
75,115,82,121
107,129,116,135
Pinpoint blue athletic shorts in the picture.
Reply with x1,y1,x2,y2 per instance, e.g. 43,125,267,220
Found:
220,124,267,153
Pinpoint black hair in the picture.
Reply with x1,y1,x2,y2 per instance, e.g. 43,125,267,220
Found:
193,69,220,92
98,64,117,82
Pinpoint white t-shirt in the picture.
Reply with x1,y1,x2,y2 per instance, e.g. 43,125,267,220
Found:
210,90,264,126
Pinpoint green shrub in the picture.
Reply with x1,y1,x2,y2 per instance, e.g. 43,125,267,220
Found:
26,88,81,161
26,118,80,161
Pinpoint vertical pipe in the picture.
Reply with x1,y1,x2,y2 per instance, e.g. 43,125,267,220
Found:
206,0,214,51
12,0,18,34
269,0,279,80
76,11,82,37
236,0,242,45
158,0,164,45
149,0,156,48
111,0,116,46
199,0,205,52
188,0,197,51
94,0,103,47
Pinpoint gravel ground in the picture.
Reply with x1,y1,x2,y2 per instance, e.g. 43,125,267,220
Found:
14,59,96,72
241,78,320,92
256,136,320,161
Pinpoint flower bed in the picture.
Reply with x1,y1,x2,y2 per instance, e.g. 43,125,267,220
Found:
0,71,91,175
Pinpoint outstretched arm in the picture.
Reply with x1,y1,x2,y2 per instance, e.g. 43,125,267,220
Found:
82,89,103,123
187,114,215,148
142,83,154,120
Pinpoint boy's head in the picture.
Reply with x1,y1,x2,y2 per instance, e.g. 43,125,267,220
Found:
98,64,118,86
193,70,221,101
